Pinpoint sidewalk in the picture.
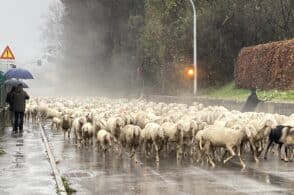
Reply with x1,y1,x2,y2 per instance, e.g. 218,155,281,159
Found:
0,125,56,195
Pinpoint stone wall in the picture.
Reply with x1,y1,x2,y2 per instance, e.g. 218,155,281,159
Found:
144,95,294,116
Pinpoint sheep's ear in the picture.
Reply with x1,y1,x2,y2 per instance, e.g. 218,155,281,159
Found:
190,121,197,129
202,122,208,128
245,127,252,138
289,128,294,136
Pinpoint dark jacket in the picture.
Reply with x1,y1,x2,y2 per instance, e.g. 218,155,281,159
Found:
5,90,15,111
241,92,261,112
11,87,30,112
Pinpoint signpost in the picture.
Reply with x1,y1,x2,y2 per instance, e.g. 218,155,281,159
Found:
0,45,16,72
0,46,15,60
0,45,16,107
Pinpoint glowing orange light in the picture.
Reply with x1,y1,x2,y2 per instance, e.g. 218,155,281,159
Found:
187,68,194,76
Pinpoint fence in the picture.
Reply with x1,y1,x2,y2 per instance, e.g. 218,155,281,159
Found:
0,84,5,107
0,73,5,108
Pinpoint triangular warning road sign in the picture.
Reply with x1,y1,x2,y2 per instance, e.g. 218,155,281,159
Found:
0,46,15,60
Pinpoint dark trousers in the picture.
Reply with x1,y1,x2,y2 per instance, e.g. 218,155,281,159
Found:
9,110,15,127
13,112,24,132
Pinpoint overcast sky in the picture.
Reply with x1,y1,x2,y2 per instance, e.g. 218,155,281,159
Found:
0,0,60,95
0,0,57,65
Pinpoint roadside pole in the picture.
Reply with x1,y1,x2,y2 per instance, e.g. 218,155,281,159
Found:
188,0,197,95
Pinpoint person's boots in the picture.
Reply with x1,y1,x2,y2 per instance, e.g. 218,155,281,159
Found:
11,129,17,137
19,129,23,137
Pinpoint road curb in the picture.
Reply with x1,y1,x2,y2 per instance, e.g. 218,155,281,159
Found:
39,123,67,195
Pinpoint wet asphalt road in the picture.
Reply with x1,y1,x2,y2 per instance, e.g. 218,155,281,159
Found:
41,123,294,195
0,125,56,195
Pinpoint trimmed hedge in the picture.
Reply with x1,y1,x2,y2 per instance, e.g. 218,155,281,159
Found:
234,39,294,90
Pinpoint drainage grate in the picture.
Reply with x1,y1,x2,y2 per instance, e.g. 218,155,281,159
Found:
64,171,92,178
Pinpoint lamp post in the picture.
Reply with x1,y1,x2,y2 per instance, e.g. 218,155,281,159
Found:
188,0,197,95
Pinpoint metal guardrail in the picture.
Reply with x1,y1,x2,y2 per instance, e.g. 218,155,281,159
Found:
144,95,294,116
0,84,5,108
0,107,5,129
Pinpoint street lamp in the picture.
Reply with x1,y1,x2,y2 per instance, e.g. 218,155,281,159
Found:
188,0,197,95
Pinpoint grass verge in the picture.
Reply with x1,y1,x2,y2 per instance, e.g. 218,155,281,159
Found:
61,176,77,194
0,148,6,155
199,82,294,102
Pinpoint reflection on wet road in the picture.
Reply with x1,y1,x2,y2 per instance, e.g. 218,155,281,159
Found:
43,124,294,195
0,126,56,195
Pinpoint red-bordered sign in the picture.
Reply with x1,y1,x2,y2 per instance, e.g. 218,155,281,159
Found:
0,46,15,60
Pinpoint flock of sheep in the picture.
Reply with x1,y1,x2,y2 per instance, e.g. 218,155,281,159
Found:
23,97,294,169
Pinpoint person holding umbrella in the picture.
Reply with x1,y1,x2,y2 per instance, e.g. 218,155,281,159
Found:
4,66,34,136
4,67,33,136
11,84,30,137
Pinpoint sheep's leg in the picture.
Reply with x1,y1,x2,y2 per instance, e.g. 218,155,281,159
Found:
144,141,150,158
154,143,160,162
95,141,99,152
167,142,171,154
103,147,107,158
194,144,202,163
90,137,93,146
269,144,275,154
176,143,182,161
215,147,222,162
118,143,123,157
264,140,273,160
290,148,294,161
256,141,263,157
222,150,229,162
223,146,235,164
183,143,187,158
130,147,135,158
249,140,259,163
190,141,194,157
148,142,152,157
199,147,206,164
73,129,77,144
284,146,289,162
204,141,215,168
278,144,283,160
237,145,246,169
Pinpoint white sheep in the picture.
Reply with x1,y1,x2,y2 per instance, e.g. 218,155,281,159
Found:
118,125,141,158
106,117,125,140
81,122,95,146
61,115,73,139
199,125,251,168
161,122,183,160
51,117,62,131
141,122,164,162
72,117,87,148
96,129,116,155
